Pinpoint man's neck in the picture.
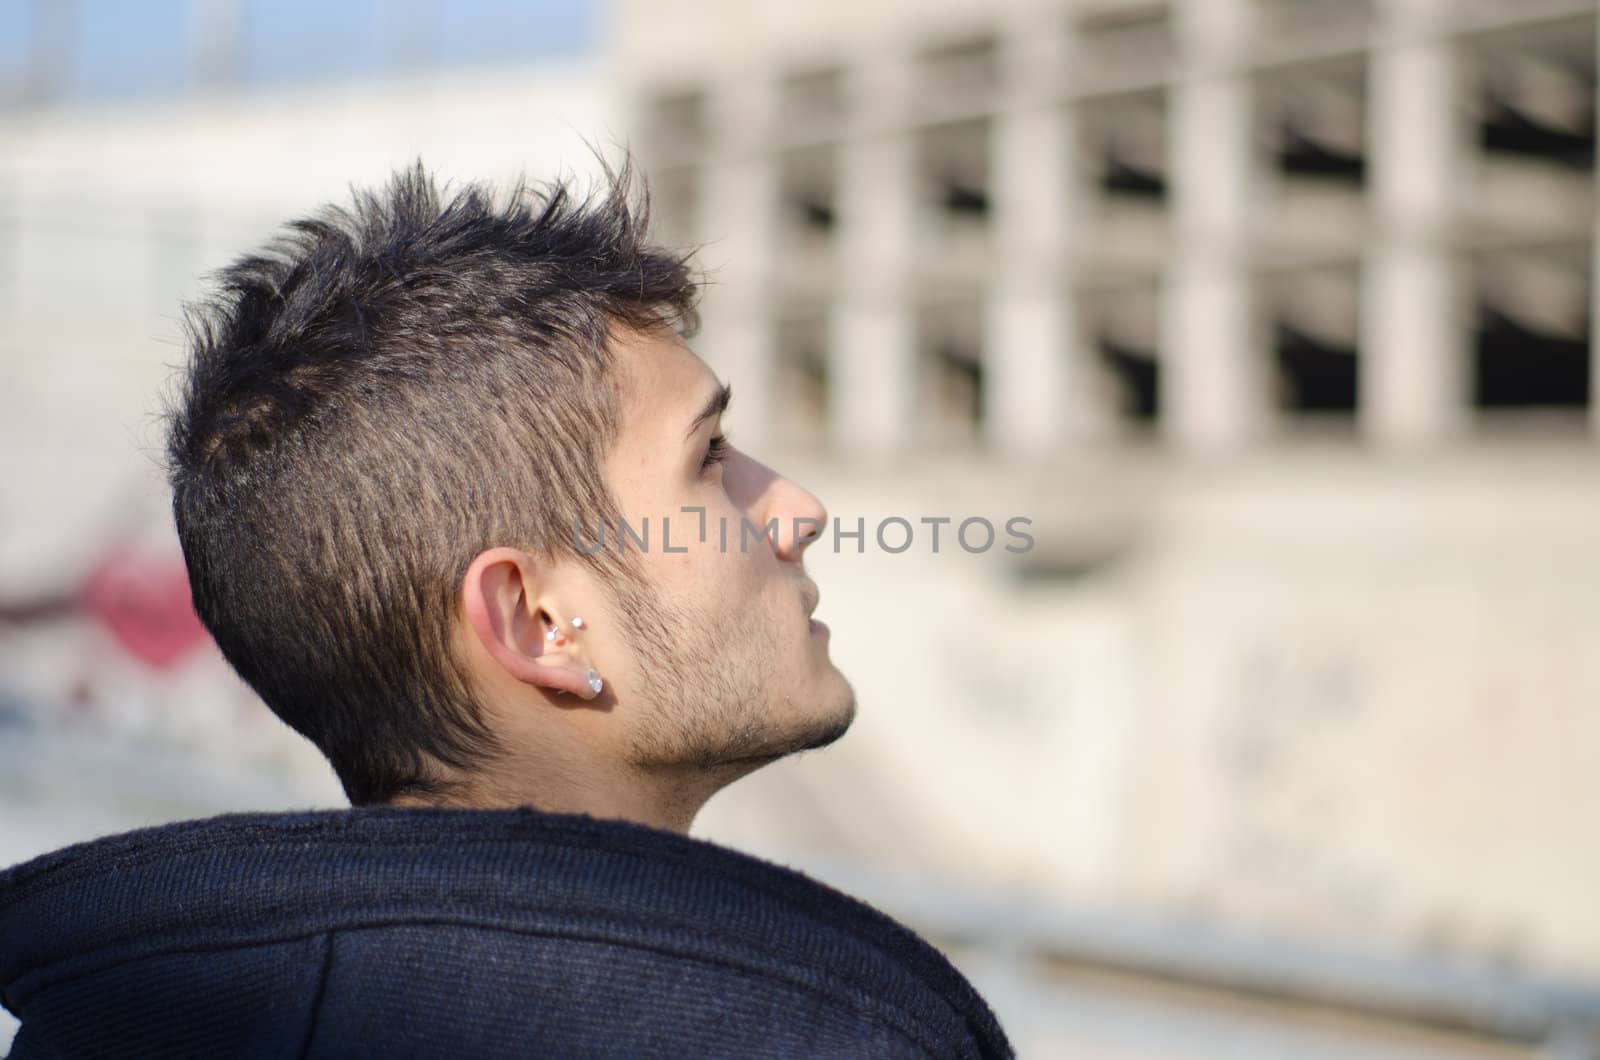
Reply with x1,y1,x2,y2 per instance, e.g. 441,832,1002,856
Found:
385,760,724,835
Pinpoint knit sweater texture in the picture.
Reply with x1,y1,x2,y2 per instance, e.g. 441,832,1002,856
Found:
0,805,1014,1058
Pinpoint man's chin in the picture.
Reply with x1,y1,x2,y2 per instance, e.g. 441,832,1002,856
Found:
696,694,856,772
802,692,856,751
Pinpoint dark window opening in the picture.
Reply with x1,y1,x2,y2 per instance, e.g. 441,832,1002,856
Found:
1480,90,1596,170
778,146,837,236
1086,91,1168,200
1473,19,1596,172
935,344,985,425
799,200,835,230
941,180,990,217
917,296,986,446
1102,155,1167,197
1098,337,1160,421
1473,306,1591,408
1278,120,1365,182
919,119,992,224
1472,250,1591,410
1087,282,1162,424
1261,59,1367,187
1275,322,1359,411
1266,267,1361,415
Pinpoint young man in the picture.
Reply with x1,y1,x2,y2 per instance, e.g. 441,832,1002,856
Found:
165,156,856,832
0,157,1015,1057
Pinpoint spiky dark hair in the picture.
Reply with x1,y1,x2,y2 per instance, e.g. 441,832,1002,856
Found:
163,151,702,805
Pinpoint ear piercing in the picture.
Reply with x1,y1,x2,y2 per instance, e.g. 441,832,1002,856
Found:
545,617,602,696
545,615,586,642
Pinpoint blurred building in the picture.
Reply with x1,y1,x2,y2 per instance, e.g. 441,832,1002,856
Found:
616,0,1600,956
4,0,1600,1055
620,0,1597,455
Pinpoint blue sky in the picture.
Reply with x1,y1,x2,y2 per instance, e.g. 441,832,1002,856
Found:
0,0,598,102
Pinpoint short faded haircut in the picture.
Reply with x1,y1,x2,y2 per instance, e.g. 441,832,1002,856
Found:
163,151,703,805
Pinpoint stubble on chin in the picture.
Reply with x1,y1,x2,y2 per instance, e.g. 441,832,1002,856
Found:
617,579,845,771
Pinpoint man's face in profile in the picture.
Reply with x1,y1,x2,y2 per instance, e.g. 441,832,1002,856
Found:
582,325,857,776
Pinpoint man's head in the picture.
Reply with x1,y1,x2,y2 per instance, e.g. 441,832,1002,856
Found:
164,155,855,823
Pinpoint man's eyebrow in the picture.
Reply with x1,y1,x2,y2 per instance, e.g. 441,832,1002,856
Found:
683,381,732,441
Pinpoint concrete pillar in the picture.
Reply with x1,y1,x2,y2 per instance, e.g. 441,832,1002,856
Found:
832,45,918,461
694,70,779,451
1362,0,1467,447
985,8,1096,455
1163,0,1265,454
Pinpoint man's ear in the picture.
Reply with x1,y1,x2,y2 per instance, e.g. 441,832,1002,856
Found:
460,547,601,701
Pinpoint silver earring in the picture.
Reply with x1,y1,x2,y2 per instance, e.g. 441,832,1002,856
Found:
546,619,600,694
547,616,588,642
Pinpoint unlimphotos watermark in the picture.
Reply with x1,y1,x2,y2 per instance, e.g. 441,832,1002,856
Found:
572,508,1034,556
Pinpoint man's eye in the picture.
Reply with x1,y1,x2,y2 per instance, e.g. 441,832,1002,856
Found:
701,432,729,471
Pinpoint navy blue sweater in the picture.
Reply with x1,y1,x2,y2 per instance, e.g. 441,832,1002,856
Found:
0,806,1014,1058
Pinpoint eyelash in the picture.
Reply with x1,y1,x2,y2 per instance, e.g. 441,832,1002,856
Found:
701,432,729,472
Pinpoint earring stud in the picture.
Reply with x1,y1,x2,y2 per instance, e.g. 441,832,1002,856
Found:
547,616,587,642
545,620,600,694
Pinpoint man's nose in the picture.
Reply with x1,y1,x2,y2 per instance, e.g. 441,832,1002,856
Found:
768,477,828,563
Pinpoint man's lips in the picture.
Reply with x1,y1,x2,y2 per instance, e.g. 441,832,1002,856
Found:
802,583,828,635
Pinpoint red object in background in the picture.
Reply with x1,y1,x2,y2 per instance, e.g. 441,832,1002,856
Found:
80,548,210,670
